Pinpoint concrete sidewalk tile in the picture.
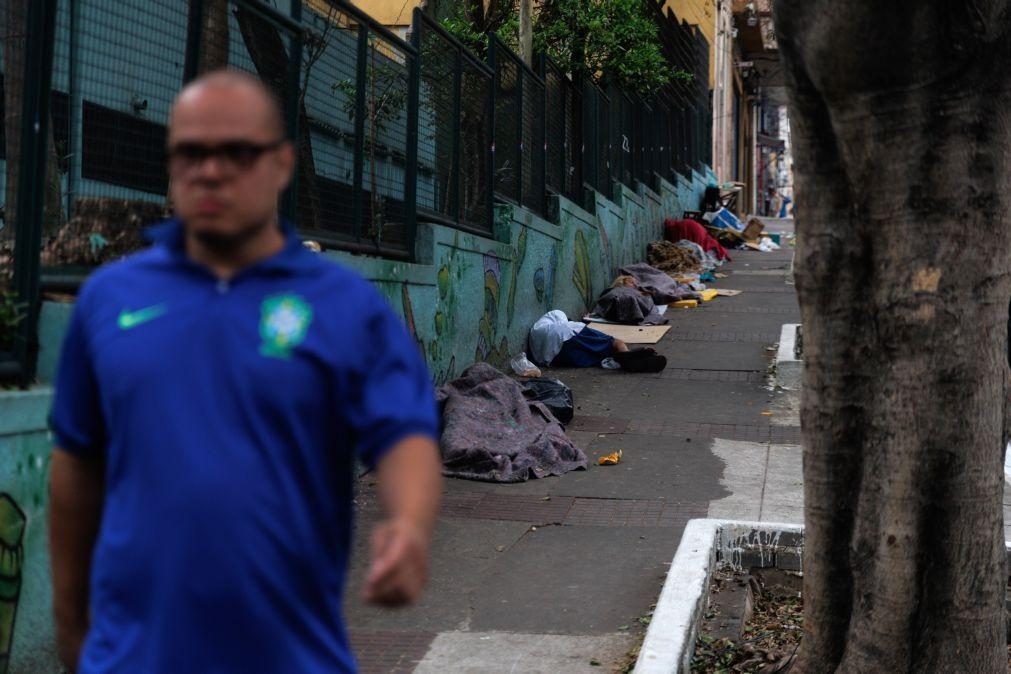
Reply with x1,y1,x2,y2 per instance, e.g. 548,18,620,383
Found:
350,630,436,674
469,526,680,634
414,632,638,674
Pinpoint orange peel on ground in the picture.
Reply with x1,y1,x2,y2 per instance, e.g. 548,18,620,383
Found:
598,450,623,466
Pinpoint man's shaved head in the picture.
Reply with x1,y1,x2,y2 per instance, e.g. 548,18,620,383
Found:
167,68,295,255
171,69,285,139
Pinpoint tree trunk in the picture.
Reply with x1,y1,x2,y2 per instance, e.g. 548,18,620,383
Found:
774,2,1011,672
234,6,320,230
198,0,230,72
518,0,533,65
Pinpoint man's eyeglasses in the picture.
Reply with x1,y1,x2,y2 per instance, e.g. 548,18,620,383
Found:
167,140,285,174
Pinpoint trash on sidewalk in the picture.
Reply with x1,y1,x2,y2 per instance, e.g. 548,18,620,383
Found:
437,363,587,482
598,450,623,466
521,378,575,424
716,289,743,297
673,299,699,309
509,352,542,378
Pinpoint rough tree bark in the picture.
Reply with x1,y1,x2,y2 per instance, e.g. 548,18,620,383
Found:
774,1,1011,672
198,0,231,72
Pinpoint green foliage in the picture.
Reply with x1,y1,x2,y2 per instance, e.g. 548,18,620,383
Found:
332,44,408,137
440,0,690,97
440,3,519,56
0,291,27,353
535,0,684,96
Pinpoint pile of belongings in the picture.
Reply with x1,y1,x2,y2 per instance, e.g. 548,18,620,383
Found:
589,263,700,325
437,363,587,482
696,210,782,253
646,240,703,277
664,218,732,267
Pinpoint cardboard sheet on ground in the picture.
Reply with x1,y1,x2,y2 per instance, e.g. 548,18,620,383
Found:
584,305,668,325
716,289,743,297
585,323,671,344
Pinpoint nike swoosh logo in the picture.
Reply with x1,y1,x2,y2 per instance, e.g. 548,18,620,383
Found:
117,304,167,330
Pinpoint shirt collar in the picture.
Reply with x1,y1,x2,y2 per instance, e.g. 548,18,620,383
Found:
145,217,311,275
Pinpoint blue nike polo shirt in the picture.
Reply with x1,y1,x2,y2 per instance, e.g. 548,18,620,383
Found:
51,219,439,673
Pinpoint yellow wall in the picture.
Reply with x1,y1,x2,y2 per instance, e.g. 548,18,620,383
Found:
344,0,421,27
662,0,716,86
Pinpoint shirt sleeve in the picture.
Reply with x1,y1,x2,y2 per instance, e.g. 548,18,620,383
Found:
50,293,107,457
347,295,439,470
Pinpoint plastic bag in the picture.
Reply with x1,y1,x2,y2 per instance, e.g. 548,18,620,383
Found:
509,352,542,378
521,378,575,424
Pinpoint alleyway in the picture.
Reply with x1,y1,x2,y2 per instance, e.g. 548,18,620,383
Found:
345,220,802,673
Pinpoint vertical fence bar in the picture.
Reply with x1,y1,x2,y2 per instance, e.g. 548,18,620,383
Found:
11,0,59,383
452,48,462,221
66,0,83,220
183,0,204,83
486,35,497,231
515,59,524,207
351,26,369,241
405,9,423,257
281,0,303,224
536,65,546,215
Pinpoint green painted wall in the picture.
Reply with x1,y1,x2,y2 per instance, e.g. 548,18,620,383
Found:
0,391,59,674
0,175,707,669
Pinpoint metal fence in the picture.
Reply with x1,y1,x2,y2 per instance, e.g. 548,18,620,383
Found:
1,0,711,383
414,12,494,236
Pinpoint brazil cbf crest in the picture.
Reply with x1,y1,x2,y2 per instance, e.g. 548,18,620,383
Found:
259,294,313,359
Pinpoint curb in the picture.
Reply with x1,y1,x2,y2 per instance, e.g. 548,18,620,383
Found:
633,519,804,674
774,324,802,390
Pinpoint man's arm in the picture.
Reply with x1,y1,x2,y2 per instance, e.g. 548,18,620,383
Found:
363,435,442,607
49,448,104,670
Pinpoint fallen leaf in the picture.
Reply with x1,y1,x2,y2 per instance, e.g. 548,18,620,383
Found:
761,411,774,416
495,545,506,552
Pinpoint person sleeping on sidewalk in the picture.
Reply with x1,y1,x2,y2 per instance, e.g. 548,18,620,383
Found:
589,276,667,326
528,310,667,373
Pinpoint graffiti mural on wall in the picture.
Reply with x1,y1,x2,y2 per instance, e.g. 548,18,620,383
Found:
572,230,594,313
0,494,26,674
505,227,527,328
477,252,510,366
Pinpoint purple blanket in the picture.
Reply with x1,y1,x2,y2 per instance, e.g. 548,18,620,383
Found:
619,262,701,304
436,363,587,482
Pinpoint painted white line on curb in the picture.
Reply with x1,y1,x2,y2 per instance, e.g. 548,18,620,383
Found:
774,324,802,390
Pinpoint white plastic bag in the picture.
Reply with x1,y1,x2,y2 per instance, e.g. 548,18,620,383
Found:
510,352,542,378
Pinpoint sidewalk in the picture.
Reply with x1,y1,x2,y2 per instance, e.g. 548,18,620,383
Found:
345,220,803,673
